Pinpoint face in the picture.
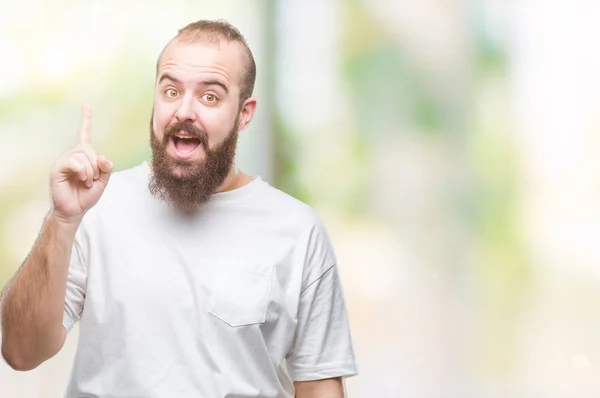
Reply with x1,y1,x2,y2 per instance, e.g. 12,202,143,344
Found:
149,39,256,211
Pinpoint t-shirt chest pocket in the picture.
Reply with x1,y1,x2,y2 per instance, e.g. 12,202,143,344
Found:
208,257,274,327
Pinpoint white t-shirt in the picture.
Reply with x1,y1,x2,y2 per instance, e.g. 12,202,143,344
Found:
62,162,357,398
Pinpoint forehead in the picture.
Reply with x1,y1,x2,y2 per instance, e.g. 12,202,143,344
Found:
157,39,245,87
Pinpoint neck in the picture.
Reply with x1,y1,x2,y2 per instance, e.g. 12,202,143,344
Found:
215,162,253,193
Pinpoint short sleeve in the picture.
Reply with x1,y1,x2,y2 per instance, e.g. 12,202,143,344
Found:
62,237,87,334
287,225,358,382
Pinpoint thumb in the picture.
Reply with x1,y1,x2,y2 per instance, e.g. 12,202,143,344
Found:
97,155,114,185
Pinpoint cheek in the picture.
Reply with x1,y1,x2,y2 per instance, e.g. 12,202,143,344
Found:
206,108,238,132
204,114,234,146
153,105,176,135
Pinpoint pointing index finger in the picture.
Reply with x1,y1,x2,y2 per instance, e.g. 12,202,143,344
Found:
77,102,92,144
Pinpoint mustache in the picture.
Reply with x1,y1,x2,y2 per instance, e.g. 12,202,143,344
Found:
164,122,208,147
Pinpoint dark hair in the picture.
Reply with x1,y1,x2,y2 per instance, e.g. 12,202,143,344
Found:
158,19,256,104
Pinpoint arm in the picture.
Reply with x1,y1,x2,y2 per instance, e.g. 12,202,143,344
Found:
0,103,113,371
1,213,79,370
295,377,345,398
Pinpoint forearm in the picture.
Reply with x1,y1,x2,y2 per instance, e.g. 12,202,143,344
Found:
1,210,79,370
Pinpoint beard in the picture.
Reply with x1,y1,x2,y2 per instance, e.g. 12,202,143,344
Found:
148,116,239,212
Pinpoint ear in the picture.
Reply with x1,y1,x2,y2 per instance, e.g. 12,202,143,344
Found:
237,97,257,132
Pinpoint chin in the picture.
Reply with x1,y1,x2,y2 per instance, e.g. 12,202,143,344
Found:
169,160,205,179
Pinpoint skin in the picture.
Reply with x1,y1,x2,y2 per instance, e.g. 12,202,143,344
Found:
295,377,345,398
1,36,346,397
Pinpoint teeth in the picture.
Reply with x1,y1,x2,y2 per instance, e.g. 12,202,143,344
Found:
175,135,196,140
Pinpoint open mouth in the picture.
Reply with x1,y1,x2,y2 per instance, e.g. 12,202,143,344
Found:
171,134,202,156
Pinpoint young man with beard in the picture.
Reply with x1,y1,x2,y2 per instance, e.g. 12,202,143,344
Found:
0,20,357,397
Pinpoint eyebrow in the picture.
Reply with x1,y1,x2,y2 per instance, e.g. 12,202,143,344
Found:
158,73,180,85
200,79,229,94
158,73,229,94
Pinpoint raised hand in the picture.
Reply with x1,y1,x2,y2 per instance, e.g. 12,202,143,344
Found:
50,103,114,224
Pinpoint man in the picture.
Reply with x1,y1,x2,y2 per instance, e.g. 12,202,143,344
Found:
0,20,357,397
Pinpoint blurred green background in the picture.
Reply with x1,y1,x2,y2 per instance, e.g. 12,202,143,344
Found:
2,0,600,397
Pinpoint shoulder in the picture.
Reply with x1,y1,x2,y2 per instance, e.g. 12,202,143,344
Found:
253,180,324,228
254,180,335,259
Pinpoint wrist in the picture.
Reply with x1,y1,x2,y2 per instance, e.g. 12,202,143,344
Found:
47,209,83,234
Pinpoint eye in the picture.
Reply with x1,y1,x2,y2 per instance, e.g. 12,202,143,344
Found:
202,94,217,103
165,88,179,98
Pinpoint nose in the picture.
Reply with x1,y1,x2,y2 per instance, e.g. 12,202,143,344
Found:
174,93,197,123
